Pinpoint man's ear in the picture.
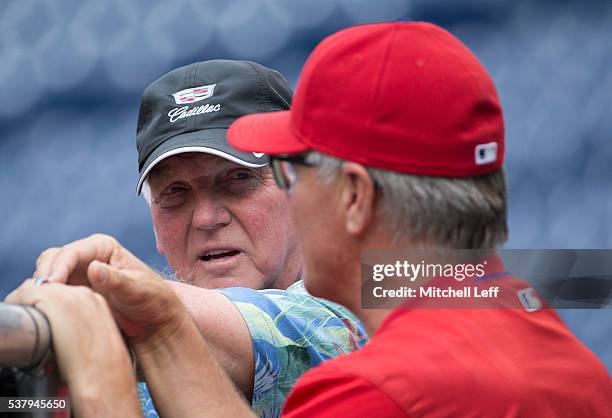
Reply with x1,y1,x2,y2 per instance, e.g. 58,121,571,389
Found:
339,162,377,237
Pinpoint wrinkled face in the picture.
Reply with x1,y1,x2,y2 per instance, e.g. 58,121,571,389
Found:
147,153,301,290
282,164,349,301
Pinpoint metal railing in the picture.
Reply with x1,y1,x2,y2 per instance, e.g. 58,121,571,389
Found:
0,303,68,418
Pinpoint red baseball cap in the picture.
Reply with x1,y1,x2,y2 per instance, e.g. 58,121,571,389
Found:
228,22,505,177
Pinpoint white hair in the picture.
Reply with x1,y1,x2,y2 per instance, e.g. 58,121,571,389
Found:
306,151,508,248
141,178,152,206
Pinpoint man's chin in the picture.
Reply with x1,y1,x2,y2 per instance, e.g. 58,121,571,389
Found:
171,258,266,289
190,275,264,290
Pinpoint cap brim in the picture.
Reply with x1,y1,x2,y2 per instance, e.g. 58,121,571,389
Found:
137,128,269,194
228,111,309,155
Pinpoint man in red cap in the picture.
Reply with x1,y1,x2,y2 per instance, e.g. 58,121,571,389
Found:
225,21,612,417
6,22,611,417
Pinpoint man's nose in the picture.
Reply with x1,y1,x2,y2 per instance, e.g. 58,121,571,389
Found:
191,193,231,230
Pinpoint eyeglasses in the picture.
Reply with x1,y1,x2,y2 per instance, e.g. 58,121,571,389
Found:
270,154,314,191
270,153,383,193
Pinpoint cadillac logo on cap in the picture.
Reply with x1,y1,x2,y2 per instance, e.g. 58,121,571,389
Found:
171,84,216,104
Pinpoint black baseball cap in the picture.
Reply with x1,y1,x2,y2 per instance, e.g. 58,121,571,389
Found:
135,59,293,194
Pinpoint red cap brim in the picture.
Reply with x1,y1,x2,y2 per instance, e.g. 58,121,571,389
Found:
227,111,309,155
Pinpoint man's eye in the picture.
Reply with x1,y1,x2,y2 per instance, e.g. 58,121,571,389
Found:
153,185,188,207
229,171,254,181
167,185,187,193
222,170,261,193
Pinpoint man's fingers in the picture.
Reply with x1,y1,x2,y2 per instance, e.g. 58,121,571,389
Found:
4,278,56,307
88,260,148,305
88,260,120,293
87,260,164,339
32,234,144,291
33,248,60,280
46,247,81,284
4,284,24,304
45,234,118,284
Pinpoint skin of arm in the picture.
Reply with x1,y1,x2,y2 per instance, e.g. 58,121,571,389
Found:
133,297,255,418
165,281,254,400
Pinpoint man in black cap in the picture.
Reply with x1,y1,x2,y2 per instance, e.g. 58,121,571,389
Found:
135,59,302,291
28,60,367,418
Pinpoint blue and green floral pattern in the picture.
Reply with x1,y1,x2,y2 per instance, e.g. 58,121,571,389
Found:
138,281,367,418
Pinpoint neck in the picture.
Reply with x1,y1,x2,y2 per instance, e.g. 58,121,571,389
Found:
272,256,304,290
273,239,305,290
350,307,395,336
344,235,420,335
273,269,302,290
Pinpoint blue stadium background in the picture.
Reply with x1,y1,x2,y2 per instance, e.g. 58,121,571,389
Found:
1,0,610,370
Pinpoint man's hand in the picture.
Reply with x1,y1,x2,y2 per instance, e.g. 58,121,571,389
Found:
4,280,142,418
32,234,189,351
31,233,256,405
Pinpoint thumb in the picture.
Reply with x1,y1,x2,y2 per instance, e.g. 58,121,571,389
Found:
87,260,141,303
87,260,148,339
87,260,184,344
87,260,166,311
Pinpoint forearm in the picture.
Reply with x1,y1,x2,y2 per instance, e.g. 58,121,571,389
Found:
70,378,142,418
166,281,255,399
134,311,255,418
69,347,142,418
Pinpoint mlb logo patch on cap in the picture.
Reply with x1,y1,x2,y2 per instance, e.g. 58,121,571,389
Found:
475,142,498,165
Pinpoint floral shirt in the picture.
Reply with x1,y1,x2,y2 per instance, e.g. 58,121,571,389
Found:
138,281,368,418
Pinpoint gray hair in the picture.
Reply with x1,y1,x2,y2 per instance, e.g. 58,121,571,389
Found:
306,151,508,249
141,178,152,206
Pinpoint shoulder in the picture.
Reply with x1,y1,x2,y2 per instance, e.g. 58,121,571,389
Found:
217,281,367,350
216,282,369,417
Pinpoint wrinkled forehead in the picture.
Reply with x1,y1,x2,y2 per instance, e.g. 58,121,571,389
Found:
148,152,246,183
